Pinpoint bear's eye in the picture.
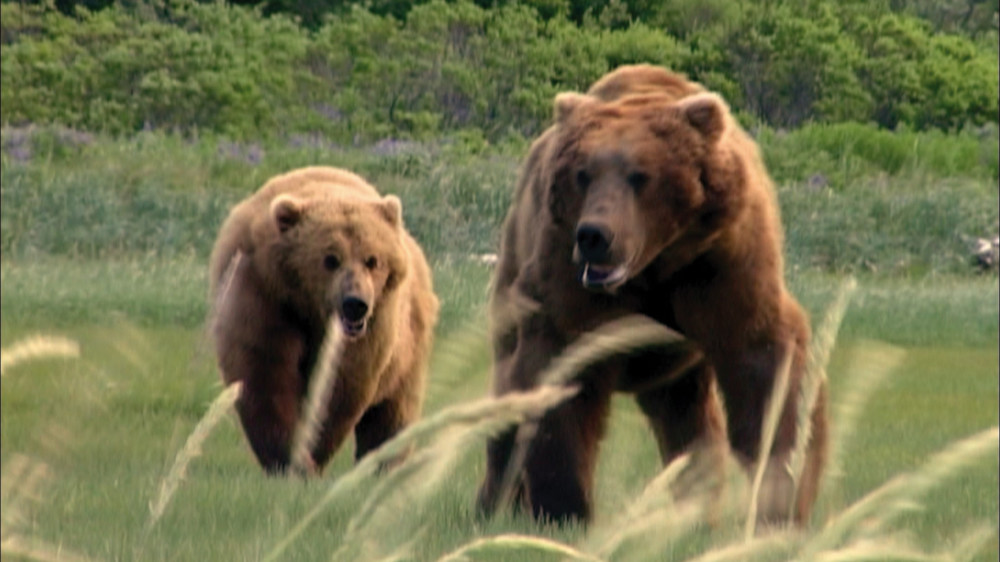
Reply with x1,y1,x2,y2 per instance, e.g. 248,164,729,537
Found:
364,256,378,270
627,171,649,191
575,169,591,190
323,255,340,271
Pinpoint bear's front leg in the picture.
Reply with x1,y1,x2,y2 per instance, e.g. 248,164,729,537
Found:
353,370,425,468
214,262,307,474
479,313,615,524
521,374,616,523
234,378,302,473
713,336,811,524
309,374,379,470
223,331,306,473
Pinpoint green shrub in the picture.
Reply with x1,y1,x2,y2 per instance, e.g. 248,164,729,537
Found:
3,1,994,141
759,122,1000,187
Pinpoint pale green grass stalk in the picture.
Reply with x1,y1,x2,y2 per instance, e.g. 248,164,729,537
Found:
290,315,345,475
539,315,687,387
681,532,797,562
147,382,242,529
744,342,794,540
1,456,96,561
594,496,709,561
336,409,572,561
1,455,50,538
425,319,491,404
586,453,697,558
824,342,907,495
200,251,243,366
788,276,857,515
498,315,688,509
0,535,97,562
437,533,605,562
0,335,80,377
811,538,940,562
803,427,999,556
337,420,511,560
264,385,578,562
944,524,998,562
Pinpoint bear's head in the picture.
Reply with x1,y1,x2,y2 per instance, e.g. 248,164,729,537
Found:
548,90,744,292
267,191,409,339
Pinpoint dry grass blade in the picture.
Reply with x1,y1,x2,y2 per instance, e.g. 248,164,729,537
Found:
498,315,687,509
290,315,345,474
1,455,51,539
823,342,906,496
804,427,999,555
789,277,856,496
811,538,940,562
945,523,997,562
540,315,686,387
339,423,492,557
147,382,242,529
586,453,696,558
1,535,97,562
807,277,857,383
0,335,80,377
338,401,591,561
264,385,578,562
207,251,242,337
682,531,796,562
437,533,605,562
744,341,794,541
426,319,491,403
595,498,708,561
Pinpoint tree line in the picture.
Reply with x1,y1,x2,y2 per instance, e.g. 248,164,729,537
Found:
2,0,997,142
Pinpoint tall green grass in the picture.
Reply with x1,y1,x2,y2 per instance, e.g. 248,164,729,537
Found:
1,273,996,561
3,125,996,276
0,116,997,562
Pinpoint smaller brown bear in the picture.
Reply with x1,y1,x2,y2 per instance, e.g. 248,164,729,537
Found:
209,166,439,474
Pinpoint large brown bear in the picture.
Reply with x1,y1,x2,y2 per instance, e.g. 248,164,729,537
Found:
478,66,827,525
209,166,439,474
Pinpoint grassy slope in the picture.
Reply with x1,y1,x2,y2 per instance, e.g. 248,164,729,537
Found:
1,259,997,561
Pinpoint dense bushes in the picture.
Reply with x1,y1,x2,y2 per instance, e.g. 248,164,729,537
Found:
2,0,996,141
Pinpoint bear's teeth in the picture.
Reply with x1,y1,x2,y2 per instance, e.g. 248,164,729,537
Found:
341,318,366,337
582,263,627,288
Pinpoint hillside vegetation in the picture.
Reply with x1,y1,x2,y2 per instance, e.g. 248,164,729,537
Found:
2,0,997,143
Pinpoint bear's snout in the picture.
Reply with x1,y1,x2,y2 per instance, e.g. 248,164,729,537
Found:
575,222,629,291
575,223,612,264
339,296,371,338
341,296,370,322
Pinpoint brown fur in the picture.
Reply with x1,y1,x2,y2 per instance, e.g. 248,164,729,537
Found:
478,65,827,525
209,166,439,473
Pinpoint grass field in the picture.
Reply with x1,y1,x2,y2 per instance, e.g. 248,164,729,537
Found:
1,126,998,561
1,255,997,561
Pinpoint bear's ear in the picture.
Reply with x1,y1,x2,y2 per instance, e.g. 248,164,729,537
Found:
378,195,403,228
271,195,304,233
679,93,728,143
554,92,592,123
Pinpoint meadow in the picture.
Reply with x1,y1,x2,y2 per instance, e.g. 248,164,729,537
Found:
1,126,998,561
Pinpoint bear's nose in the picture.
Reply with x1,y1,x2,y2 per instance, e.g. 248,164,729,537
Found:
575,223,612,263
341,297,369,322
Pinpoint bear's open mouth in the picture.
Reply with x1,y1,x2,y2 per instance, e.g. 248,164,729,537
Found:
581,262,628,290
341,317,367,338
